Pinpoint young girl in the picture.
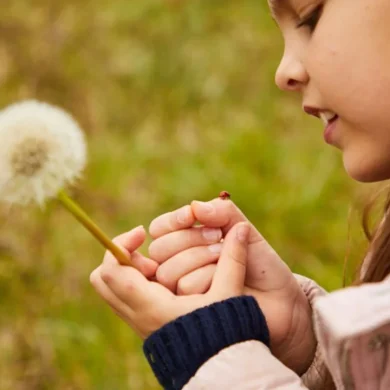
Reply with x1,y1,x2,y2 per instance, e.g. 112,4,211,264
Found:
90,1,390,389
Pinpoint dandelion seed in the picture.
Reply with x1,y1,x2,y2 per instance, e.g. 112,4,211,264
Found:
0,100,131,266
0,100,86,205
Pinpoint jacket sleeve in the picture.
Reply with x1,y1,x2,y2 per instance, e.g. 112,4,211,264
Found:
183,340,311,390
294,275,335,390
183,274,335,390
312,275,390,390
143,296,270,390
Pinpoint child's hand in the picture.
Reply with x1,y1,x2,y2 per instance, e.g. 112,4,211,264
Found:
89,222,251,340
98,226,159,279
148,198,316,375
147,204,223,293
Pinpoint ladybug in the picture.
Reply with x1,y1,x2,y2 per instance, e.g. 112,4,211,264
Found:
219,191,231,200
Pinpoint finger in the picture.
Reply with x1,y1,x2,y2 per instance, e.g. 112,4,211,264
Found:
104,250,158,279
191,198,265,248
177,264,216,295
112,225,147,253
149,205,196,239
155,244,222,292
90,269,144,335
99,262,153,310
90,266,134,317
128,252,159,279
190,198,247,236
104,227,158,278
148,226,222,264
210,222,250,297
103,226,146,265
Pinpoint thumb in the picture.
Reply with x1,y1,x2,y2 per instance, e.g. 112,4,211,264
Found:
210,222,250,297
191,198,248,236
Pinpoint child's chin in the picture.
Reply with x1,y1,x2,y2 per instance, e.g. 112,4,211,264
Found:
343,153,390,183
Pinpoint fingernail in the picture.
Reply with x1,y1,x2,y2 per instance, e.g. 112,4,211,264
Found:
177,206,190,224
236,224,250,243
194,201,215,215
202,227,222,242
208,243,223,253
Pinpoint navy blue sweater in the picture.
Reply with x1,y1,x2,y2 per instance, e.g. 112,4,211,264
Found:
143,296,270,390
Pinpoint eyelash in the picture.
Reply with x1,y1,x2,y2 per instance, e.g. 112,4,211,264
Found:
296,5,323,32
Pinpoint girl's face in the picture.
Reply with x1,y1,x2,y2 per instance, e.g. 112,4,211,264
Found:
270,0,390,182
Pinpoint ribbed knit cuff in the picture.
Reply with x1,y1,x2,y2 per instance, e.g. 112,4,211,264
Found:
143,295,269,390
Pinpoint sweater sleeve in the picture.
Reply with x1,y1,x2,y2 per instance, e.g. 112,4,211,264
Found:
143,295,270,390
183,276,335,390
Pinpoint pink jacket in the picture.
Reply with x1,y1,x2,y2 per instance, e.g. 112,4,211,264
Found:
183,273,390,390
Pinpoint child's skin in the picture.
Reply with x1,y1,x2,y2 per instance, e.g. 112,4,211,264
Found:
148,199,316,374
91,0,390,377
91,200,316,375
272,0,390,182
90,221,253,341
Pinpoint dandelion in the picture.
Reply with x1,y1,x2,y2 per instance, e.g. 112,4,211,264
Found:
0,100,131,266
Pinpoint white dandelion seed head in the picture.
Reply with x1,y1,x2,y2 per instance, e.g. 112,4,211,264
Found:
0,100,87,205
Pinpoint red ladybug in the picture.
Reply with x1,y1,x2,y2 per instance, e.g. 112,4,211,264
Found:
219,191,231,200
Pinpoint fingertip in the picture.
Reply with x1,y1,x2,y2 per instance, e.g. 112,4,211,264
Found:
148,219,159,239
134,225,146,235
149,206,195,238
119,226,147,253
235,222,251,244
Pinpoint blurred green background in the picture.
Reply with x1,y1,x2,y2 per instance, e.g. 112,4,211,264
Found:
0,1,378,389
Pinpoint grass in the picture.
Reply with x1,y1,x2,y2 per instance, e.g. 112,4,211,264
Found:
0,1,377,389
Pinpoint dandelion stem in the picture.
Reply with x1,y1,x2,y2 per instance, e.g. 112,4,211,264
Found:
57,190,132,266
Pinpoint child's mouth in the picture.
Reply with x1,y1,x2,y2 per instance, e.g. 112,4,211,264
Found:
303,106,339,145
320,112,339,144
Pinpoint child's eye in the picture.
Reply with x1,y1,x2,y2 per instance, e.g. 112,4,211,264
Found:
296,5,323,32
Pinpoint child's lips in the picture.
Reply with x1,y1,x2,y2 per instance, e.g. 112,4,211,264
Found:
319,111,338,126
323,115,339,144
303,106,340,144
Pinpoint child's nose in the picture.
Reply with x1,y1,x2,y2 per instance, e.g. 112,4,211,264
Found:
275,52,309,92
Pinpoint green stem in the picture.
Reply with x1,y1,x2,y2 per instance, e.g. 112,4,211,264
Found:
57,190,131,266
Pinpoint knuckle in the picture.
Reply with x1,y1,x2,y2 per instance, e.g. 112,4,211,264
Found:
168,211,178,230
100,265,114,284
174,205,190,226
183,229,195,248
217,197,233,210
124,280,135,294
